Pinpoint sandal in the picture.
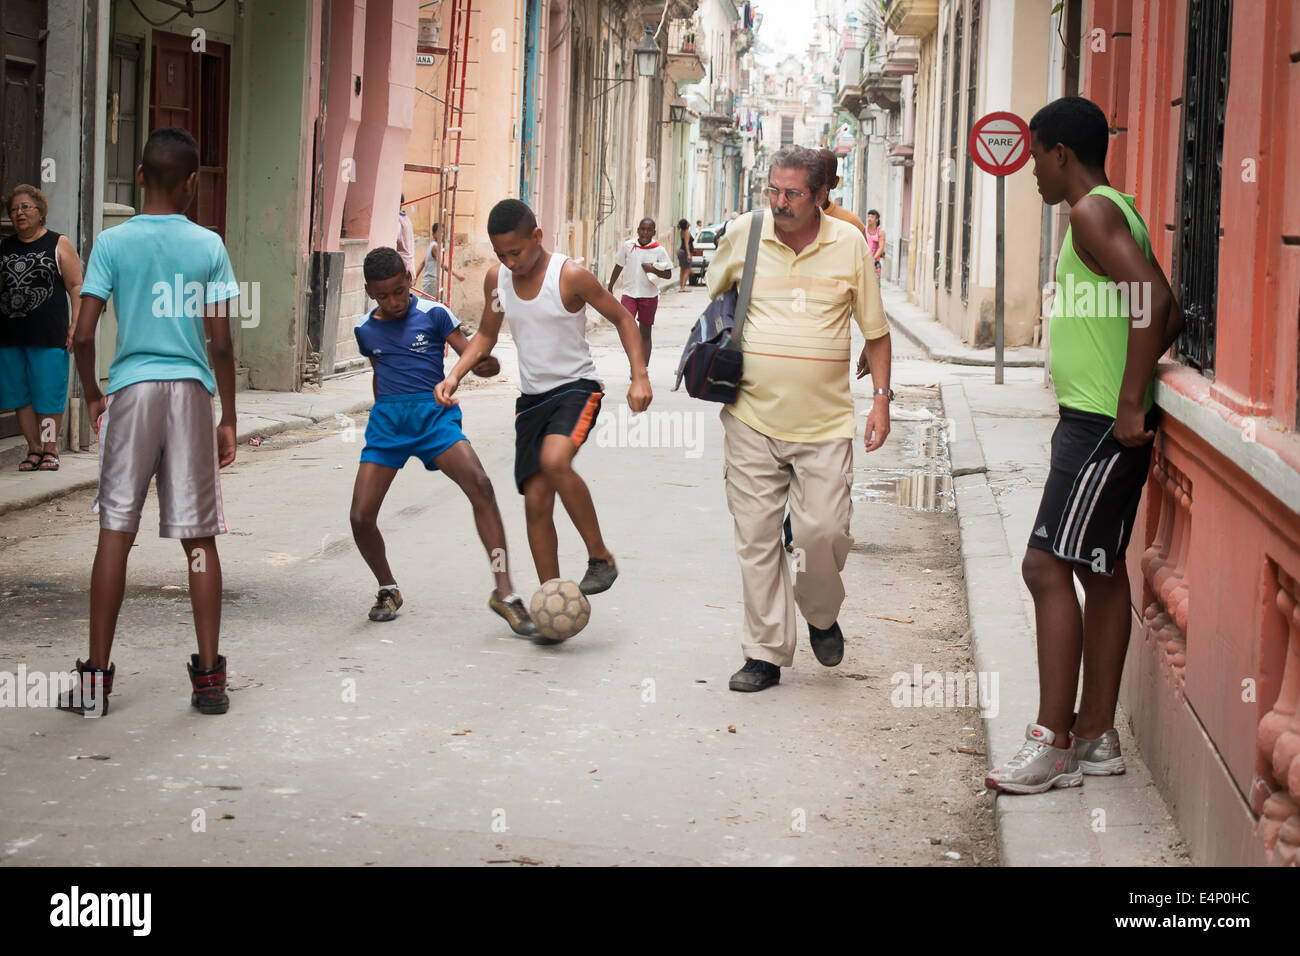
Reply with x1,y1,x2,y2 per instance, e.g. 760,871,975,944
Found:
37,452,60,471
18,452,43,471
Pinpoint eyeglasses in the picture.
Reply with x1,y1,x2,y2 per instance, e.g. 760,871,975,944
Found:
10,203,38,215
763,186,809,203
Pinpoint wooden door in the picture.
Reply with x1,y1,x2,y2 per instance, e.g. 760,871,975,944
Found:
149,31,229,238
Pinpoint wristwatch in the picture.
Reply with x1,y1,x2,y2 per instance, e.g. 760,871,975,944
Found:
873,387,894,401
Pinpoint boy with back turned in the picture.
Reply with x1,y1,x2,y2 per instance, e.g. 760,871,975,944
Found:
63,126,239,717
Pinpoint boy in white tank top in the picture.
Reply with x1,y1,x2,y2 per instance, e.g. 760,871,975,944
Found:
436,199,652,598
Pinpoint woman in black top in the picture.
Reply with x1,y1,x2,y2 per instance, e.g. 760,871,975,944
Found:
677,218,694,292
0,184,84,471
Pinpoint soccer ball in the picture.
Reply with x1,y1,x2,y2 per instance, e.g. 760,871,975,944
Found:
530,578,591,642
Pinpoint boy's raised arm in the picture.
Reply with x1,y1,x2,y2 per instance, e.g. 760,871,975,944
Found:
436,266,504,407
566,263,651,412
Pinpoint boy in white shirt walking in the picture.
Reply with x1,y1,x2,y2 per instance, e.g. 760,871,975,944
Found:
606,217,672,370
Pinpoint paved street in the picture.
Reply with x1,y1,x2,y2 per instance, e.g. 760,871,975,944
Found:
0,285,998,866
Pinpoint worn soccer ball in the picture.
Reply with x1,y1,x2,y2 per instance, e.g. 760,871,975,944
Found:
530,578,591,642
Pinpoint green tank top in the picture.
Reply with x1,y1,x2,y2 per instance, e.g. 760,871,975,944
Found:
1048,185,1156,418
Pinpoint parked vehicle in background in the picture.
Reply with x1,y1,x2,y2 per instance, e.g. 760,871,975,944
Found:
688,222,726,285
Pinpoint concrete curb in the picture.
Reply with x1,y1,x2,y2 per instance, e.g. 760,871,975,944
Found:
882,284,1045,368
940,382,987,477
0,389,376,519
942,386,1105,867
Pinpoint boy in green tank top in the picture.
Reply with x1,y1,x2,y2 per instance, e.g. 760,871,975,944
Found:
986,97,1185,794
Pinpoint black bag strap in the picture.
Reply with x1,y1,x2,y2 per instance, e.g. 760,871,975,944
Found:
729,210,764,351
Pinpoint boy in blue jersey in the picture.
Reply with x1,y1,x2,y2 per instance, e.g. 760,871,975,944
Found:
350,247,536,637
63,127,239,717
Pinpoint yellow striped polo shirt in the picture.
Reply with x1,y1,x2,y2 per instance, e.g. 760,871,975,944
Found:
705,209,889,443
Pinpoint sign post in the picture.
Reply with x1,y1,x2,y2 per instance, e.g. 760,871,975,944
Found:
968,111,1031,384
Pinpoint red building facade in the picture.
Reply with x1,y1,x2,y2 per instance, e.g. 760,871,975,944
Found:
1084,0,1300,865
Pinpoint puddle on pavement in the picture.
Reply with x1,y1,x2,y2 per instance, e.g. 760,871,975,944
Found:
853,408,954,512
852,471,953,512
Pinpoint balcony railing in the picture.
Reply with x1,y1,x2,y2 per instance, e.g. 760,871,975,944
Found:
666,19,707,85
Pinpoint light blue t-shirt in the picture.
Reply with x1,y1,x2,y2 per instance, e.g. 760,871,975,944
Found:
81,214,238,395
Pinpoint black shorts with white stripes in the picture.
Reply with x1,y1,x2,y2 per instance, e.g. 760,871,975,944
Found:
1027,405,1159,575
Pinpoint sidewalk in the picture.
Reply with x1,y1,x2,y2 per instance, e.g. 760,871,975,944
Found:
885,345,1187,867
880,281,1045,368
0,375,377,519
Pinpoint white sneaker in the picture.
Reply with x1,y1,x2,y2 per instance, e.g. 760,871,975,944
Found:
985,723,1083,794
1072,728,1126,775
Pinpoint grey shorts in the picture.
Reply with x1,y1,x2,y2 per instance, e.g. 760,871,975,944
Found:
94,380,227,538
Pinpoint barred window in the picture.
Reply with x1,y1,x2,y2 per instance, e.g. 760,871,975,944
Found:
1174,0,1231,376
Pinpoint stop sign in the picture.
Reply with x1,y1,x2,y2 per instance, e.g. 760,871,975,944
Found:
969,111,1031,176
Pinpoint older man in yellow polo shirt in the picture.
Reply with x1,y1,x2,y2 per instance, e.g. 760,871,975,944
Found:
708,144,893,693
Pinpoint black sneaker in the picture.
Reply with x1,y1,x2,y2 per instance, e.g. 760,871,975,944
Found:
187,654,230,715
808,620,844,667
729,658,781,692
56,659,114,717
579,557,618,595
369,587,402,622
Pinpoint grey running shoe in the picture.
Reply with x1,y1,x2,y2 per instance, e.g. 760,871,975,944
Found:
579,557,618,595
985,723,1082,794
1072,728,1126,775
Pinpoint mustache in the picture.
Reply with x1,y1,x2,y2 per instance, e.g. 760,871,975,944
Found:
772,207,796,217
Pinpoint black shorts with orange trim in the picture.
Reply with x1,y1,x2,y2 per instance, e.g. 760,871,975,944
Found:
513,378,604,493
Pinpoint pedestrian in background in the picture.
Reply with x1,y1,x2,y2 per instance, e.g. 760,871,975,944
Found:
607,217,672,369
421,222,441,299
865,210,885,278
0,184,84,472
396,194,415,280
676,218,694,292
817,148,866,237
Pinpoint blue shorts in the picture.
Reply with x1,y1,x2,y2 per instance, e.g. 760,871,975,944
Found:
360,392,468,471
0,346,70,415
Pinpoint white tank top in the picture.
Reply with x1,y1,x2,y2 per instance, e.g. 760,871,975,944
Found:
496,253,601,395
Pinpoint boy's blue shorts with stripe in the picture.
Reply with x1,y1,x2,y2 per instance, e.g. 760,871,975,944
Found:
361,392,468,471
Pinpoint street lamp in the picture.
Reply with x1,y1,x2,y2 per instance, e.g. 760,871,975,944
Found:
595,26,663,98
668,99,686,124
634,27,661,78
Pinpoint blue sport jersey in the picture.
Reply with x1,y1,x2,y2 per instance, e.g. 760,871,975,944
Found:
354,294,461,397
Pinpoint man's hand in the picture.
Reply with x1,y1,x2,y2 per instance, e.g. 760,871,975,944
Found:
434,373,461,407
640,262,657,273
472,355,500,378
217,421,237,468
627,375,652,413
855,347,870,379
864,397,890,452
65,325,76,352
1114,399,1154,447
